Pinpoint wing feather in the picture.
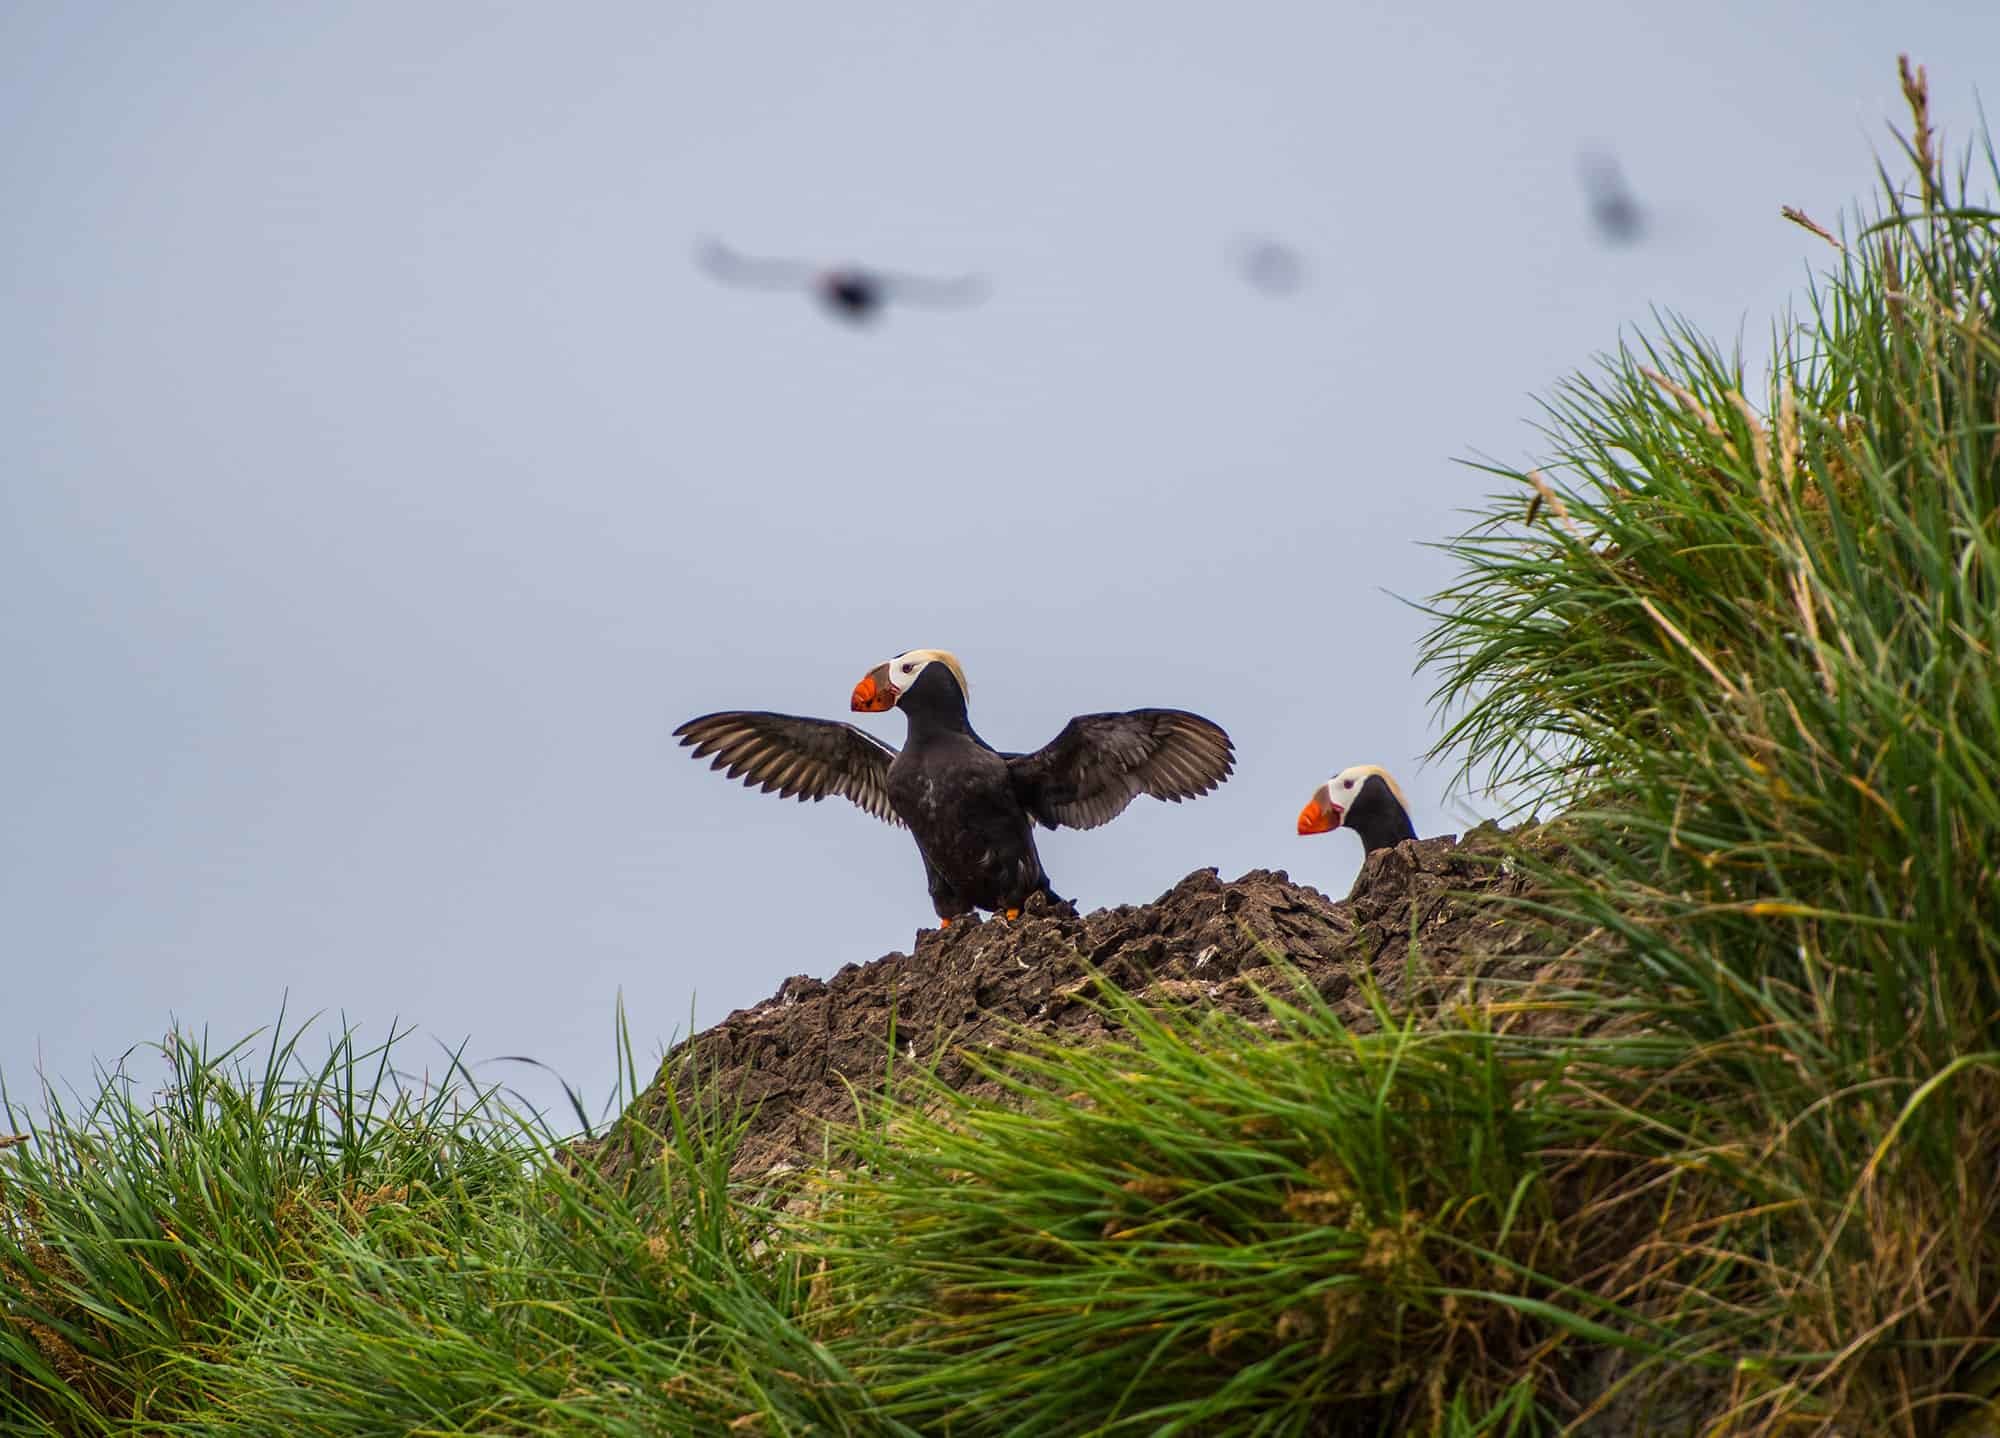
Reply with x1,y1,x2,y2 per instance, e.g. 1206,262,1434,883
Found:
769,755,809,797
674,711,903,827
1007,709,1234,831
876,269,989,309
695,237,818,292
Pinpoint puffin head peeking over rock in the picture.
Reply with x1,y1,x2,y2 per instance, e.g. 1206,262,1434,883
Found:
676,649,1234,929
1297,765,1417,855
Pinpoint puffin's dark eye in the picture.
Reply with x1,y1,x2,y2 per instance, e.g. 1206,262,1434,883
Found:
1343,779,1355,790
900,663,915,675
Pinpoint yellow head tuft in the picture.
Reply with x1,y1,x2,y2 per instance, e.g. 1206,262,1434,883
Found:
1335,764,1408,811
898,648,969,698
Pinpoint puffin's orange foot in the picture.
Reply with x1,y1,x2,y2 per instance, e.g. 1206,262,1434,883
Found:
938,917,953,929
1003,907,1021,921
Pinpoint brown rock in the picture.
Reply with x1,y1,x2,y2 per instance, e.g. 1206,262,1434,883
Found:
596,824,1567,1182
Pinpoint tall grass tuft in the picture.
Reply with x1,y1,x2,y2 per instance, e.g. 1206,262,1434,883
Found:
0,1012,524,1431
1,1012,887,1435
1420,58,2000,1432
794,974,1653,1436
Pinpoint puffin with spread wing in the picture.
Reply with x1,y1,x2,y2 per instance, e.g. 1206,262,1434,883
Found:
674,650,1234,925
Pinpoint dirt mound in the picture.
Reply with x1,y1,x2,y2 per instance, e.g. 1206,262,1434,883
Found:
607,824,1563,1180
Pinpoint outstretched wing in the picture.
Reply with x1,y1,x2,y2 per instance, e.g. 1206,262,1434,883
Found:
694,237,819,292
1007,709,1234,831
874,268,989,309
674,711,903,827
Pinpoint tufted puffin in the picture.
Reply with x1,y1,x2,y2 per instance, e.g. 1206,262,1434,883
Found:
695,237,987,325
1296,765,1417,854
675,650,1234,925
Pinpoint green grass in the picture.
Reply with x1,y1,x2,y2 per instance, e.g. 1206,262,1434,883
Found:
1416,58,2000,1433
7,58,2000,1437
2,979,1637,1437
0,1011,875,1436
792,974,1653,1436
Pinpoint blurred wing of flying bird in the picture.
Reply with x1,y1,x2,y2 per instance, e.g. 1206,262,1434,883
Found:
694,236,819,291
866,264,987,310
1578,151,1645,244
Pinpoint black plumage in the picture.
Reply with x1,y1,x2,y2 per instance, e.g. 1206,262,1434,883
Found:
1343,773,1418,852
675,651,1233,924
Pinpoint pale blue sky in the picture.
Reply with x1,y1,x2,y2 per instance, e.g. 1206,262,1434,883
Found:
4,2,1994,1124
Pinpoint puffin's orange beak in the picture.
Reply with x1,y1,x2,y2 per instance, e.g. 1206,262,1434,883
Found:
1297,794,1341,836
851,664,898,713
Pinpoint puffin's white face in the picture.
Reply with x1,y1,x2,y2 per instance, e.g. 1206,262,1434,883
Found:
851,649,968,712
1297,765,1408,834
886,652,934,691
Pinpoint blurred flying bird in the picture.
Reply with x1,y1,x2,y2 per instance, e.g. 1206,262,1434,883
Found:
695,237,988,324
1230,235,1307,296
1578,151,1645,245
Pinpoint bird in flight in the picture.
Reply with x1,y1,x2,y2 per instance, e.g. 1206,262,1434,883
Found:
695,237,988,324
1578,151,1645,245
1231,235,1308,296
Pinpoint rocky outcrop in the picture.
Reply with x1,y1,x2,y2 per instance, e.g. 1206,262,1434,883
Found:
598,825,1572,1182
